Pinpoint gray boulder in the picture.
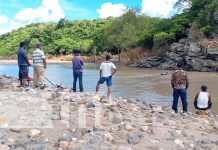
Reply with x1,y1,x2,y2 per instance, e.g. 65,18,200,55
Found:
188,42,202,56
166,52,183,62
128,132,144,145
207,48,218,60
170,43,184,53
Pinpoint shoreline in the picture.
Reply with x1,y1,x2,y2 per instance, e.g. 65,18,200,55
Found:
0,59,72,64
0,74,218,149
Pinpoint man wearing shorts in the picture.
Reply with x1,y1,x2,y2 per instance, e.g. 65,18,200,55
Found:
17,41,31,87
96,55,117,97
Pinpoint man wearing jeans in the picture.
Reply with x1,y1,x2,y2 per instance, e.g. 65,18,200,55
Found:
72,50,84,92
96,55,117,98
171,62,189,113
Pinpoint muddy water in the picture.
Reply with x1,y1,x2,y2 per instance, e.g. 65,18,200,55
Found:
0,63,217,114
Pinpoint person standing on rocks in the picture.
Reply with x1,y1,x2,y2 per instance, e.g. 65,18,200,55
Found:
171,62,189,113
17,41,31,87
32,43,47,89
72,50,84,92
96,55,117,98
194,85,212,115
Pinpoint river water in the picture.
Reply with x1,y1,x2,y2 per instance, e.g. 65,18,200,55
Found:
0,63,217,114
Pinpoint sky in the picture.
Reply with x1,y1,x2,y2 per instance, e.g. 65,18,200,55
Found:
0,0,179,35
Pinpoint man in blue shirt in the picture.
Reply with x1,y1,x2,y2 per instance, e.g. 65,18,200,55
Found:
72,50,84,92
17,41,31,86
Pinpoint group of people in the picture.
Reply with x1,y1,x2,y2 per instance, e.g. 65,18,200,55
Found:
171,62,212,114
17,41,46,89
72,50,117,97
17,40,212,115
17,41,117,97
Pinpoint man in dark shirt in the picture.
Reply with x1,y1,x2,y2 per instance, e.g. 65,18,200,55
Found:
17,41,31,86
72,50,84,92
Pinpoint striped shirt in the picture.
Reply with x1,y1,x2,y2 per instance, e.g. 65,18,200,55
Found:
32,48,45,67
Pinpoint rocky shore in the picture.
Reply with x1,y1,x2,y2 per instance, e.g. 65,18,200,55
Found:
130,38,218,72
0,74,218,150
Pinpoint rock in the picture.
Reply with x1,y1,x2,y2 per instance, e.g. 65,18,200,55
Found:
0,145,10,150
214,122,218,129
166,52,183,62
188,42,202,56
92,95,100,101
58,141,70,148
104,133,114,142
72,128,88,139
127,132,143,145
113,116,122,124
170,43,184,53
28,129,41,137
125,124,134,131
10,128,23,133
58,135,72,142
140,126,149,132
207,48,218,60
152,106,164,113
201,139,213,144
117,145,133,150
174,139,183,146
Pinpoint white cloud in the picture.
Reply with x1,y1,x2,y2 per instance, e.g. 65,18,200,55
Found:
0,15,9,24
13,0,65,28
97,2,127,18
141,0,177,18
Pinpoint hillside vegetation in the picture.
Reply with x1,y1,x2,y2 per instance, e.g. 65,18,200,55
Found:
0,0,217,57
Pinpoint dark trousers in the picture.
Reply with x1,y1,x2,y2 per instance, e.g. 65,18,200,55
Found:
172,88,188,113
73,71,83,92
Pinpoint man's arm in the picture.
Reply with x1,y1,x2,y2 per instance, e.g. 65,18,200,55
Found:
186,73,189,89
100,69,102,77
171,73,174,88
43,58,47,69
194,92,199,101
208,93,212,102
112,68,117,76
23,51,31,66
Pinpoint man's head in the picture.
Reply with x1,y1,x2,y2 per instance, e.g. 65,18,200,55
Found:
201,85,207,92
20,41,26,47
106,55,111,61
35,43,43,49
73,49,81,56
177,62,183,68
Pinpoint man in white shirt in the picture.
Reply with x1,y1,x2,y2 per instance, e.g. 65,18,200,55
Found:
32,43,47,89
96,55,117,97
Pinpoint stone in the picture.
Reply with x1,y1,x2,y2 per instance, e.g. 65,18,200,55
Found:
28,129,41,137
214,122,218,129
127,132,143,145
10,128,23,133
201,139,213,144
152,106,164,113
58,141,70,148
174,139,183,146
104,133,114,142
117,145,133,150
188,42,202,56
58,135,72,142
207,48,218,60
125,124,134,131
113,116,122,124
140,126,149,132
0,145,10,150
92,95,100,101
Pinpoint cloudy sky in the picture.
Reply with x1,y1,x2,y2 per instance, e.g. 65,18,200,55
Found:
0,0,178,34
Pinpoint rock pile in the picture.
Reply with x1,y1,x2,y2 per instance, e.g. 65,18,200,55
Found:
131,39,218,72
0,75,218,149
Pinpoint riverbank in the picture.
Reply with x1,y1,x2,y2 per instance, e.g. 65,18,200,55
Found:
0,74,218,149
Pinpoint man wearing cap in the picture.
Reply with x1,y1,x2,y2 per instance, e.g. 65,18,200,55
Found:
96,55,117,98
171,62,189,113
72,50,84,92
17,41,31,86
32,43,47,89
